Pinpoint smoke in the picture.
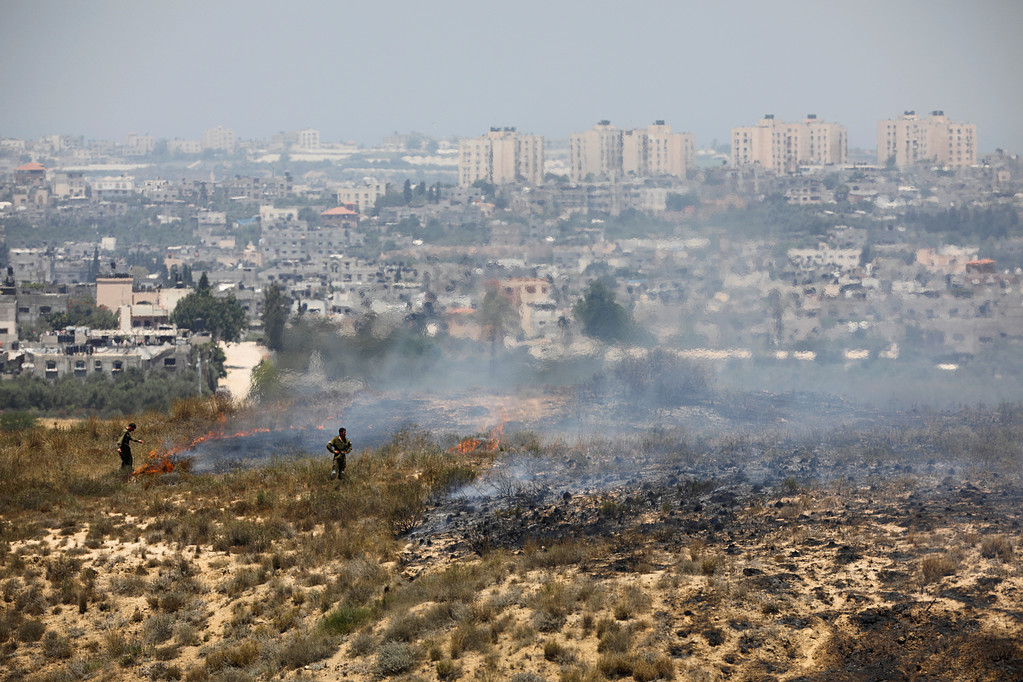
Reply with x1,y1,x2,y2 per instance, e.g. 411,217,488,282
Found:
192,309,1023,476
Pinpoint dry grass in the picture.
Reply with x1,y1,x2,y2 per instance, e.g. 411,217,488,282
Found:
1,397,1022,680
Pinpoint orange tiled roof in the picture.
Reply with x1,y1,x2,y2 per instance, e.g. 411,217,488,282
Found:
321,206,358,216
15,162,45,172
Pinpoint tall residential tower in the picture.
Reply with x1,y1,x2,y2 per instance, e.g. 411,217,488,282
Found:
458,128,545,187
877,111,976,168
570,120,694,181
731,114,847,172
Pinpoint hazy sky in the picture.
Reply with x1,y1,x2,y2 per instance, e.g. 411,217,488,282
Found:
2,0,1021,151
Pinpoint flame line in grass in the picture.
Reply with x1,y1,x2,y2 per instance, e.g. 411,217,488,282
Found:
131,425,287,478
451,421,505,455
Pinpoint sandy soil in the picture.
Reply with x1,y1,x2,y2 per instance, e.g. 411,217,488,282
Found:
8,475,1020,682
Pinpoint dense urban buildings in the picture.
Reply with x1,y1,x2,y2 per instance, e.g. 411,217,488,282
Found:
0,110,1019,390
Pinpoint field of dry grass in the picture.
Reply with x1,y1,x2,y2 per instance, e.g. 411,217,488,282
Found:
1,394,1021,681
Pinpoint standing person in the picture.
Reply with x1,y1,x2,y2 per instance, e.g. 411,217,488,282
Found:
118,423,144,471
326,427,352,480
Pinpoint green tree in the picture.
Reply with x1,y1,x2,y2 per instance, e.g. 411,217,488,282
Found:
249,358,287,403
88,247,100,282
196,271,212,296
476,284,521,355
573,279,635,344
0,411,37,432
171,276,248,342
262,282,288,352
43,296,119,331
665,191,698,211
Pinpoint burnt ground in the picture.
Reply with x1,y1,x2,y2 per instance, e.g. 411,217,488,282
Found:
400,430,1023,680
171,386,1023,678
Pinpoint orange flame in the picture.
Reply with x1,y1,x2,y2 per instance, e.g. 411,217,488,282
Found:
451,421,504,455
130,425,275,478
132,449,175,477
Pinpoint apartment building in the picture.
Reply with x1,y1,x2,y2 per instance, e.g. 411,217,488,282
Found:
51,171,87,200
570,120,694,181
459,128,545,187
125,132,156,156
91,175,135,199
260,221,358,261
731,114,847,172
623,121,695,179
570,120,622,181
167,139,202,155
14,162,46,187
221,174,292,201
203,126,236,153
337,180,387,214
296,128,320,149
877,111,976,168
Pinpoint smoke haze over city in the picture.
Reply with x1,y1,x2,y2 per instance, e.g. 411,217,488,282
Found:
2,0,1021,151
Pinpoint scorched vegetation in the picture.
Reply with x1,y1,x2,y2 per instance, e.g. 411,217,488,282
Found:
0,395,1021,681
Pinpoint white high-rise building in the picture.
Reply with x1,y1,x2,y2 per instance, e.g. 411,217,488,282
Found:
203,126,236,153
571,120,694,181
296,128,320,149
731,114,847,172
458,128,545,187
877,111,976,168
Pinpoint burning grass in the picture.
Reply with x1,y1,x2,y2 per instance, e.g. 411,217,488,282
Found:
0,395,1022,680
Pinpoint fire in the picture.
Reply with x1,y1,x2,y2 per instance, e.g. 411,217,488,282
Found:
132,449,175,477
452,421,504,455
130,426,274,479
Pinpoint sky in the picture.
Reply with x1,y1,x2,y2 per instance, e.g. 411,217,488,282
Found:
2,0,1021,152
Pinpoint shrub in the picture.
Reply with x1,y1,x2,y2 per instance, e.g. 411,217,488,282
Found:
543,638,575,663
0,411,38,432
17,618,45,642
382,611,429,643
449,622,492,658
276,628,336,670
105,631,144,667
612,585,652,621
436,658,461,680
376,641,420,676
205,639,260,671
349,631,375,657
597,652,634,677
920,554,957,584
980,535,1014,562
42,630,73,658
596,619,631,653
632,651,674,681
144,613,175,644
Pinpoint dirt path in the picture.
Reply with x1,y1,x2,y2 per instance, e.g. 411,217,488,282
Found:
219,341,269,403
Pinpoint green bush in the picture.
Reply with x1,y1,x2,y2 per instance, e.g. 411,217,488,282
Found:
0,411,37,432
322,606,372,636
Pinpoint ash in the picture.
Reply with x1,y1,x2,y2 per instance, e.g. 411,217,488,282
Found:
401,416,1023,576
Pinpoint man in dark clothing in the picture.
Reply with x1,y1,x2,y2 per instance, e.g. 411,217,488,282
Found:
327,427,352,480
118,422,144,470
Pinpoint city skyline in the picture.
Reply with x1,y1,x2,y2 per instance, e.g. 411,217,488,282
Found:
2,0,1021,153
